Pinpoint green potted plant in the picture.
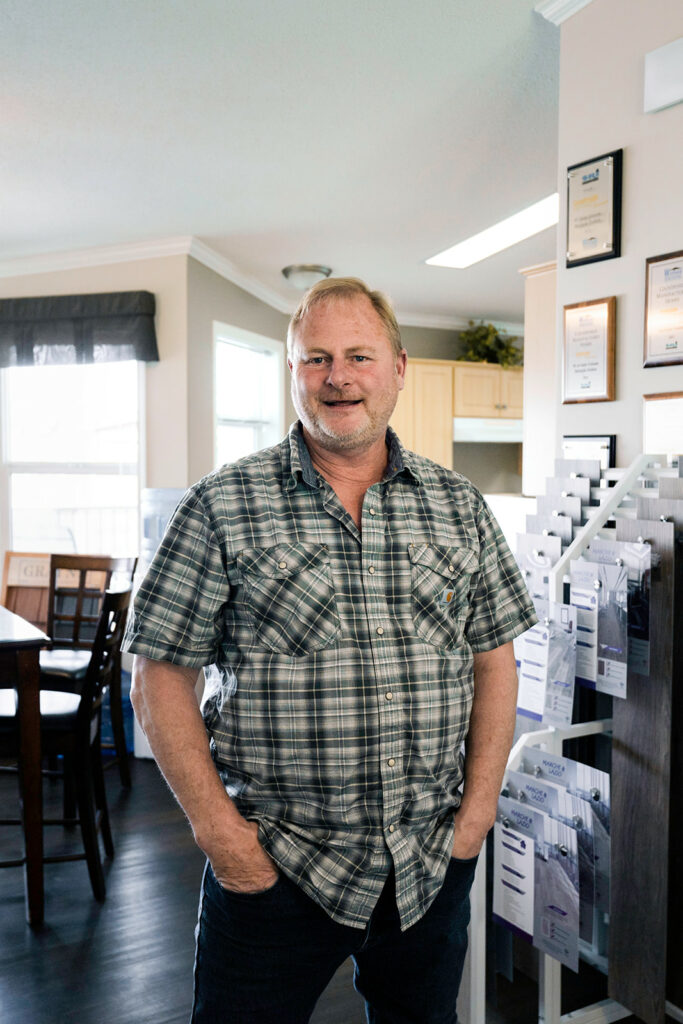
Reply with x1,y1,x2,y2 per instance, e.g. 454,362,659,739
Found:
458,321,522,367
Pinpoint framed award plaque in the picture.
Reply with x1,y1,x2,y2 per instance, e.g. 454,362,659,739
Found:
643,250,683,368
566,150,622,268
563,296,616,404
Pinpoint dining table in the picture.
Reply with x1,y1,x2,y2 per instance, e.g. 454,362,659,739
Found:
0,605,50,925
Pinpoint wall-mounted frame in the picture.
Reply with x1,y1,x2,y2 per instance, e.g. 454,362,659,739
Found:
563,296,616,404
643,250,683,368
562,433,616,470
566,149,622,268
643,392,683,456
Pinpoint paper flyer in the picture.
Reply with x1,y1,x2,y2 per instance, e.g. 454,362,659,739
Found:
569,561,599,687
509,763,595,944
515,533,561,601
536,817,579,971
588,538,651,676
534,600,577,727
575,763,611,914
519,749,610,912
593,561,629,698
514,607,577,726
496,795,580,970
493,816,535,944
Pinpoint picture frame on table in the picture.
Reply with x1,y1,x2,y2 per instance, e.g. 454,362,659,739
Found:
643,250,683,368
566,149,622,268
563,296,616,405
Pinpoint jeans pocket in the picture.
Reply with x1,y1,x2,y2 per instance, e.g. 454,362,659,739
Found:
209,864,283,901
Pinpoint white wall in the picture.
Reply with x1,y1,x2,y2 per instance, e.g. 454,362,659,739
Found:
556,0,683,466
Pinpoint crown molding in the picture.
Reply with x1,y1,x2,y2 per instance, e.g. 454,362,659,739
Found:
398,311,523,336
396,311,471,330
519,259,557,278
534,0,595,25
0,236,195,279
187,238,292,314
0,235,521,333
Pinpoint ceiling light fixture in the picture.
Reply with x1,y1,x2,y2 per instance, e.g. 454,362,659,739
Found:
281,264,333,290
426,193,560,269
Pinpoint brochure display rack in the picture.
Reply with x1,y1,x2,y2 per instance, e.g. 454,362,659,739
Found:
460,454,683,1024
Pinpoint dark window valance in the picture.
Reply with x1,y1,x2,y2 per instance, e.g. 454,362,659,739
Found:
0,290,159,367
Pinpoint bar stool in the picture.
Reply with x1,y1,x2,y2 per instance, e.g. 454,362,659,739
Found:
39,554,137,787
0,588,132,901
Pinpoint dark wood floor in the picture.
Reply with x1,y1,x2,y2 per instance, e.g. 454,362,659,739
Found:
0,759,653,1024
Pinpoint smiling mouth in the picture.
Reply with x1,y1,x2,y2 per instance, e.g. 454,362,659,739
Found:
323,399,363,407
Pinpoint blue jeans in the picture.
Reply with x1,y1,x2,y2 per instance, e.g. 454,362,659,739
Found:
191,855,478,1024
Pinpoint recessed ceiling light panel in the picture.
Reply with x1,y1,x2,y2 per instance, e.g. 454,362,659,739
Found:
426,193,559,269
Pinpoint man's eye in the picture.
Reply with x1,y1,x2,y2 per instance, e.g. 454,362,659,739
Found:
353,355,369,362
308,357,325,364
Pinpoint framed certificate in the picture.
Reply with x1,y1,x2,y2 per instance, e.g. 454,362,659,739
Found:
643,250,683,367
563,297,616,404
566,150,622,268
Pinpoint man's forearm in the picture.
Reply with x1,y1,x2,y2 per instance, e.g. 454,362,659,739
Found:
452,642,518,858
130,654,278,891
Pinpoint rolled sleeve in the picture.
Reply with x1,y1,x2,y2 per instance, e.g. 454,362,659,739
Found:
123,485,230,667
464,499,537,652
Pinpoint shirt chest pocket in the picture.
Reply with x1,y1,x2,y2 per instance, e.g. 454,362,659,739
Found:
237,543,341,657
409,542,479,650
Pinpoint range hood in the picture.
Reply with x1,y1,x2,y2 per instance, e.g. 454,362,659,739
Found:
453,417,523,443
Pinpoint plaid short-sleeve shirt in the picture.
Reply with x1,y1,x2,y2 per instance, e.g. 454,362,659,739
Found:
124,423,536,930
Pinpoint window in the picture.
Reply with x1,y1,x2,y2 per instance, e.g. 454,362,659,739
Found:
0,361,141,555
214,323,285,468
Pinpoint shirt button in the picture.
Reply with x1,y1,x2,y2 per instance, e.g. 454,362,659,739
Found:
369,508,377,516
385,691,393,701
278,561,287,569
368,566,375,574
376,626,384,636
448,564,455,573
387,758,396,767
389,824,396,833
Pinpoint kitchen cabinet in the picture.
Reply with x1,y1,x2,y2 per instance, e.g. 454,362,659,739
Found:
453,361,523,418
390,359,454,468
390,358,524,469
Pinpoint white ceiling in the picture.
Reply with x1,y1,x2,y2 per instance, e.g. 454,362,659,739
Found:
0,1,560,328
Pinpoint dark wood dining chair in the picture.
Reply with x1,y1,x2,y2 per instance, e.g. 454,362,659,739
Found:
40,554,137,787
0,588,132,902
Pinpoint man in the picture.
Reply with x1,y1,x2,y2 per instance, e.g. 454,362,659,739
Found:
125,277,536,1024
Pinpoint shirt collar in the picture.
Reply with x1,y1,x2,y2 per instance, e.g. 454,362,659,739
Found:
284,422,422,491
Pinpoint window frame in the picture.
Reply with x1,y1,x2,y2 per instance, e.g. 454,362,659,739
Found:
0,361,145,561
213,321,285,470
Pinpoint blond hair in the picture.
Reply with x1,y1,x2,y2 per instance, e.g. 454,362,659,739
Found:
287,277,402,358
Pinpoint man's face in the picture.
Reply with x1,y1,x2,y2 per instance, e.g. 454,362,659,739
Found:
288,295,407,455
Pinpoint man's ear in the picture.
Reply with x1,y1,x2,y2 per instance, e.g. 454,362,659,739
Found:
396,349,408,390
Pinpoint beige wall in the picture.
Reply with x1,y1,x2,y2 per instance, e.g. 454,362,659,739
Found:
521,262,557,495
556,0,683,465
400,324,463,360
0,256,189,489
186,258,291,482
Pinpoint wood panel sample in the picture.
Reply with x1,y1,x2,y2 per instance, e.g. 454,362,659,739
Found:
610,518,675,1024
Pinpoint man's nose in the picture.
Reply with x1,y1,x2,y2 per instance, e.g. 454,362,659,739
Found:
325,359,351,389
